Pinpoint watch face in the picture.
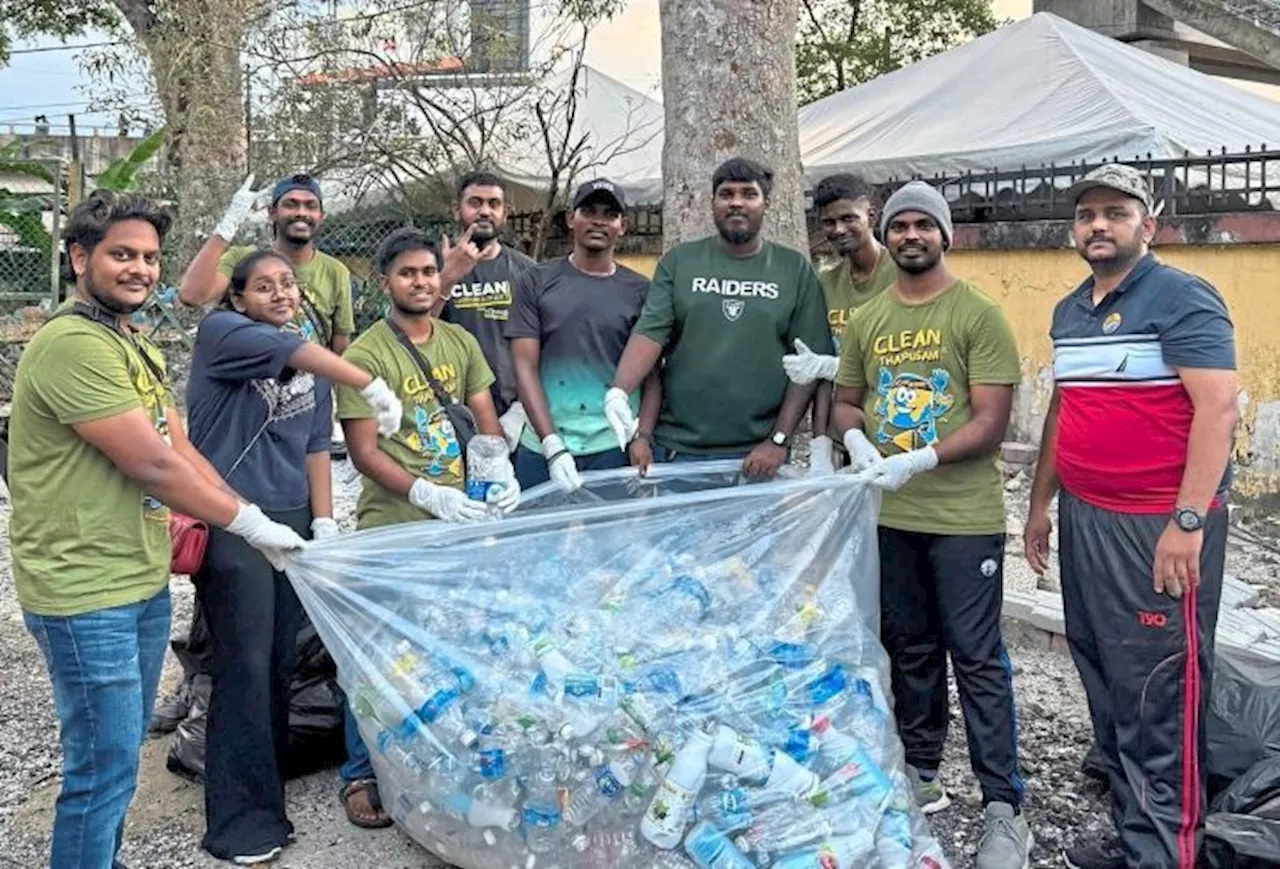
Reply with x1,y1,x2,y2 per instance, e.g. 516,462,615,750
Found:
1176,509,1202,531
772,433,787,447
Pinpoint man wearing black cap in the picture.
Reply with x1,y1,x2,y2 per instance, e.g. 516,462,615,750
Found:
1025,164,1238,869
505,179,655,490
179,174,355,354
832,181,1032,869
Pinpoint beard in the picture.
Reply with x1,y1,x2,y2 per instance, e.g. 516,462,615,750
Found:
391,294,436,316
891,245,942,275
275,218,314,246
84,266,146,314
466,219,498,247
1079,235,1144,274
716,214,759,246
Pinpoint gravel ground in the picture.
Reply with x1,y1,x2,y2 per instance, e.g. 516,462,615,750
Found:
1,461,1277,869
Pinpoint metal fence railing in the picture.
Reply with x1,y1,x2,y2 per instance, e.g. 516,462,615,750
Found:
0,158,63,310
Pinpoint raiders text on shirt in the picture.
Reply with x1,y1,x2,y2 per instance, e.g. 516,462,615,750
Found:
690,277,780,299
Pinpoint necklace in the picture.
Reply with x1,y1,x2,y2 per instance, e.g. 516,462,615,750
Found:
570,253,617,277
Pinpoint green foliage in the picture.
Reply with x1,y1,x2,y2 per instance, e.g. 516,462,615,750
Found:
0,140,58,252
795,0,1000,104
95,127,166,191
0,0,118,66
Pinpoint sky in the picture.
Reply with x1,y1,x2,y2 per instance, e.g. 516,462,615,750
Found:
0,0,1273,137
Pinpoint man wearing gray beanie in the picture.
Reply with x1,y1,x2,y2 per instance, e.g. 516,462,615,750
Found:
831,181,1034,869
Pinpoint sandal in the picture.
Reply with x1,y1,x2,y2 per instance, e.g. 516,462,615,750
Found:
340,778,393,829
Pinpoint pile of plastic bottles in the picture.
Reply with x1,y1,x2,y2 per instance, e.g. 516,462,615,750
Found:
287,461,950,869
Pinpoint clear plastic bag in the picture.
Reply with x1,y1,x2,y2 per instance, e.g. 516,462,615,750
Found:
285,461,951,869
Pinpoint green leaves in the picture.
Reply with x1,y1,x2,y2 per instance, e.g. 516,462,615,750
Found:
95,127,165,191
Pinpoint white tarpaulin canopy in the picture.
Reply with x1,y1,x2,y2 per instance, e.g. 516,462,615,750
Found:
798,12,1280,183
498,65,665,205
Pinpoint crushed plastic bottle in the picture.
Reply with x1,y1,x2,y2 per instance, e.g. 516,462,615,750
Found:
683,819,756,869
641,726,714,849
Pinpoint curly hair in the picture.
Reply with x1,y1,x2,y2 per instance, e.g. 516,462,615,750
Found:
61,190,171,284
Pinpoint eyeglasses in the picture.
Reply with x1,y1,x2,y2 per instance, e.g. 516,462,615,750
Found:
246,278,299,296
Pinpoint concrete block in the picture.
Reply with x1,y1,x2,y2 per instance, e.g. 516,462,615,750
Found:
1003,589,1037,621
1219,575,1262,611
1000,442,1039,466
1027,600,1066,635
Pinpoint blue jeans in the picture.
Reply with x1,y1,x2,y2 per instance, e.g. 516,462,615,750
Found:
513,443,630,489
341,702,374,782
24,587,172,869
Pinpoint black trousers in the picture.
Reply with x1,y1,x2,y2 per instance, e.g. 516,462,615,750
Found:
878,526,1024,807
197,506,310,859
1059,491,1226,869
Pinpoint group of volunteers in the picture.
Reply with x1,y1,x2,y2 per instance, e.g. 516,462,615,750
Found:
6,152,1235,869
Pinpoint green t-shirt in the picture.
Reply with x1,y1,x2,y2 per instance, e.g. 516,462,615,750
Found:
818,250,897,350
835,280,1020,535
336,319,494,530
633,237,833,454
9,316,173,616
218,246,355,345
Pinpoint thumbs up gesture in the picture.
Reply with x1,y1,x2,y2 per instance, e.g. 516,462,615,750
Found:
782,338,839,384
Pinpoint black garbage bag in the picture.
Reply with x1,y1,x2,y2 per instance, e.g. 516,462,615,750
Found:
1207,645,1280,796
167,618,346,782
1204,757,1280,869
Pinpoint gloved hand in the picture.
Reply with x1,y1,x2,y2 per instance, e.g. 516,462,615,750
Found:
542,434,583,492
214,174,267,242
782,338,840,385
409,478,488,523
225,503,308,570
360,377,403,437
310,517,340,540
852,446,938,492
809,436,836,475
498,402,528,452
842,429,885,474
604,387,637,452
490,457,521,514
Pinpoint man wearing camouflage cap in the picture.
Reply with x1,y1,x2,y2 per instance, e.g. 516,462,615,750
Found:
1024,164,1238,869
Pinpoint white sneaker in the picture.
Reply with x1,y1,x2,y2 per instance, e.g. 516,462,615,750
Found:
907,764,952,814
232,846,282,865
975,802,1033,869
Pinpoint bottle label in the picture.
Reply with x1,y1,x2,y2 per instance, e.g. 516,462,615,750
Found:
465,479,494,502
644,778,696,836
594,767,624,798
564,674,602,699
418,687,459,722
477,749,505,780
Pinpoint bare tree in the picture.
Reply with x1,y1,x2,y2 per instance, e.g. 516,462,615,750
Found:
658,0,807,252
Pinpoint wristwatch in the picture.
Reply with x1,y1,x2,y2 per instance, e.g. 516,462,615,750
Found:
770,431,790,448
1173,506,1206,532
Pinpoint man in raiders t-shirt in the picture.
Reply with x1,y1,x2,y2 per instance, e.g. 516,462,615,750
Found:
505,179,656,491
437,171,536,449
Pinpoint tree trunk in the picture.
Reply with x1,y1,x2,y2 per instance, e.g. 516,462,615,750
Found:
658,0,806,252
116,0,251,264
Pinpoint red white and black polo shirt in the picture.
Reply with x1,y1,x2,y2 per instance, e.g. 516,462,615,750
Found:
1051,253,1235,514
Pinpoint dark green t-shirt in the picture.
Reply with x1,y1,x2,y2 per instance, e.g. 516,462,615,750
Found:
818,250,897,350
835,280,1021,535
632,237,833,454
336,319,494,530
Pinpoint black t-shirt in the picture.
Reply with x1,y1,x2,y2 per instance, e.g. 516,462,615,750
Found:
505,258,650,455
442,245,537,415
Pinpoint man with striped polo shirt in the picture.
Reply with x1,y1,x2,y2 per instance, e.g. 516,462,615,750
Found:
1024,164,1238,869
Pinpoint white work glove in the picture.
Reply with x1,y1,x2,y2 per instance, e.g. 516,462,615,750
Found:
213,174,267,242
853,447,939,492
409,478,488,523
542,434,583,492
491,457,521,514
498,402,528,452
809,436,836,476
225,503,308,570
782,338,840,385
842,429,885,474
604,387,637,452
360,377,403,437
310,517,340,540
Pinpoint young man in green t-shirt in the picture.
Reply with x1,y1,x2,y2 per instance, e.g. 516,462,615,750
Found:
9,191,306,869
332,227,519,827
603,157,833,480
783,173,897,471
832,181,1033,869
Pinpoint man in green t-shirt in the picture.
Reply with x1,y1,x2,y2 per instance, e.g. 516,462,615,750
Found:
332,227,519,828
603,157,833,480
832,181,1033,869
9,191,306,869
783,173,897,470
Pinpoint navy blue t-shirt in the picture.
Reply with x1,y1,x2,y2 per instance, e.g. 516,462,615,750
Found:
187,310,332,511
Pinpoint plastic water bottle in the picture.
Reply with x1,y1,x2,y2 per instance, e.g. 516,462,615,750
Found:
466,434,510,517
874,808,915,869
845,677,889,761
806,748,893,809
641,726,714,849
766,833,878,869
683,820,756,869
707,724,820,798
350,683,418,743
520,765,563,854
532,634,605,740
695,787,788,830
562,753,643,827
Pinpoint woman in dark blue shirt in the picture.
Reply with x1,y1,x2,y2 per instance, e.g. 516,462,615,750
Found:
186,249,399,864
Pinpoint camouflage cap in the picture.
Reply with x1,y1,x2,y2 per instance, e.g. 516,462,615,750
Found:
1066,163,1154,211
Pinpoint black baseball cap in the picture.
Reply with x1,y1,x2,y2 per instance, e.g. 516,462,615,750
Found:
272,173,324,207
572,178,626,212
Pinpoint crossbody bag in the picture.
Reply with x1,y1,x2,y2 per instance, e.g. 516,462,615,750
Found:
383,317,477,451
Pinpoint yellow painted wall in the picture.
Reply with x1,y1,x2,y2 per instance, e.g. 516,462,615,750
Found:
617,253,659,277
